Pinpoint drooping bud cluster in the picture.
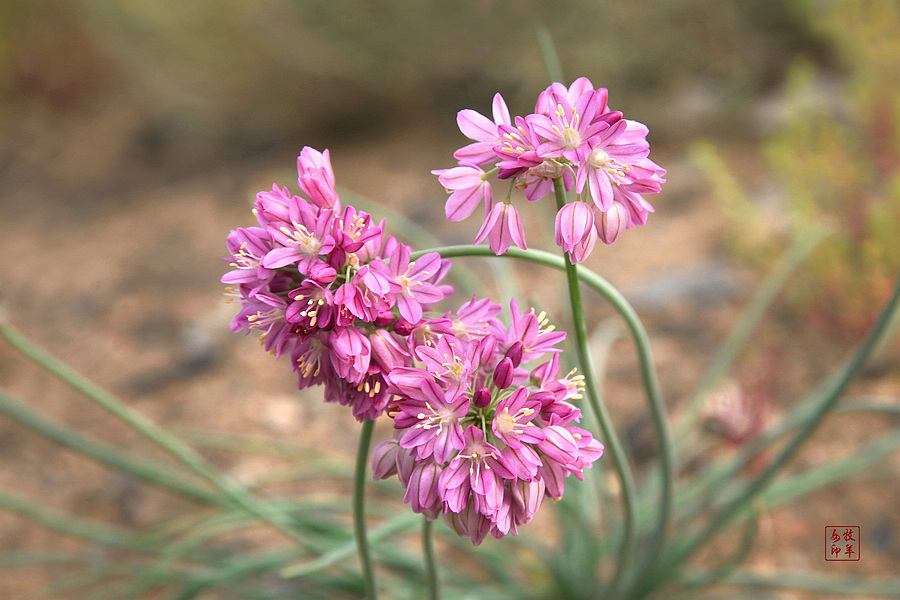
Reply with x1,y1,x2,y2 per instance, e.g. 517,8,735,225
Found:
372,297,604,544
223,147,452,421
433,77,665,261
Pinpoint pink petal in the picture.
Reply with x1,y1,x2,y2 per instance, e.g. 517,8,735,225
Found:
457,109,498,142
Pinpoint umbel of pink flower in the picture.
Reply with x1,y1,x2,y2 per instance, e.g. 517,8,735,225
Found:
433,77,666,262
371,297,604,544
222,147,453,421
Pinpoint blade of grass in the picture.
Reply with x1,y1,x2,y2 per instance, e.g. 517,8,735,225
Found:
280,511,420,578
675,224,829,445
631,270,900,599
694,570,900,597
0,389,221,505
0,488,145,551
0,322,309,546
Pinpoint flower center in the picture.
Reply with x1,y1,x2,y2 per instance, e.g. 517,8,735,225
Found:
555,103,581,149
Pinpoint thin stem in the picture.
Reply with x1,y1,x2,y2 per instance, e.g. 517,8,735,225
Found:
422,517,440,600
354,419,378,599
552,178,639,597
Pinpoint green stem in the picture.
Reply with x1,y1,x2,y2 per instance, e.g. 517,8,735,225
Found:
632,270,900,599
423,517,440,600
552,179,639,597
354,419,378,599
0,322,304,546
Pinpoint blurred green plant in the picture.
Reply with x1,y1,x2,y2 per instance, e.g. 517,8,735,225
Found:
695,0,900,339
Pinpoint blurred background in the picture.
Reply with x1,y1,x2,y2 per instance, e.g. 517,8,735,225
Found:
1,0,898,597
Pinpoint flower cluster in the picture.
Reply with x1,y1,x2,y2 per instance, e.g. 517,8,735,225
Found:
222,147,452,421
372,297,604,544
433,77,665,261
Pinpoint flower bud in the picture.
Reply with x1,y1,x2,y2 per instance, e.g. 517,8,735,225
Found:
597,201,629,245
503,341,525,368
473,386,492,408
493,357,514,389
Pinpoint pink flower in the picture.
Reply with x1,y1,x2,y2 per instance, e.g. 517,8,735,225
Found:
221,227,276,295
297,147,340,209
261,201,335,272
446,295,504,342
574,119,651,211
328,326,371,385
433,164,493,222
596,200,629,245
453,93,512,167
439,426,515,513
389,375,469,464
493,116,543,178
473,202,527,255
385,245,445,324
529,85,610,162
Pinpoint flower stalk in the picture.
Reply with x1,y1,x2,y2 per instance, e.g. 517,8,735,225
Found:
354,419,378,599
552,177,638,595
423,517,440,600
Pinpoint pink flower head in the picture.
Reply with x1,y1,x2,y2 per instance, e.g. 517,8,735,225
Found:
225,149,453,422
434,77,664,260
376,298,601,543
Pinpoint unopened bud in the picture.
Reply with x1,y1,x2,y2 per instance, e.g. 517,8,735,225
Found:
473,386,492,408
597,201,629,245
493,357,514,389
503,341,525,367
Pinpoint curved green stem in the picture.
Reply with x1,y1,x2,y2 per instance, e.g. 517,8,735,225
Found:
354,419,378,599
422,517,440,600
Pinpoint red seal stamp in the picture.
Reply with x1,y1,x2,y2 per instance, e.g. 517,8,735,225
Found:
825,526,860,561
